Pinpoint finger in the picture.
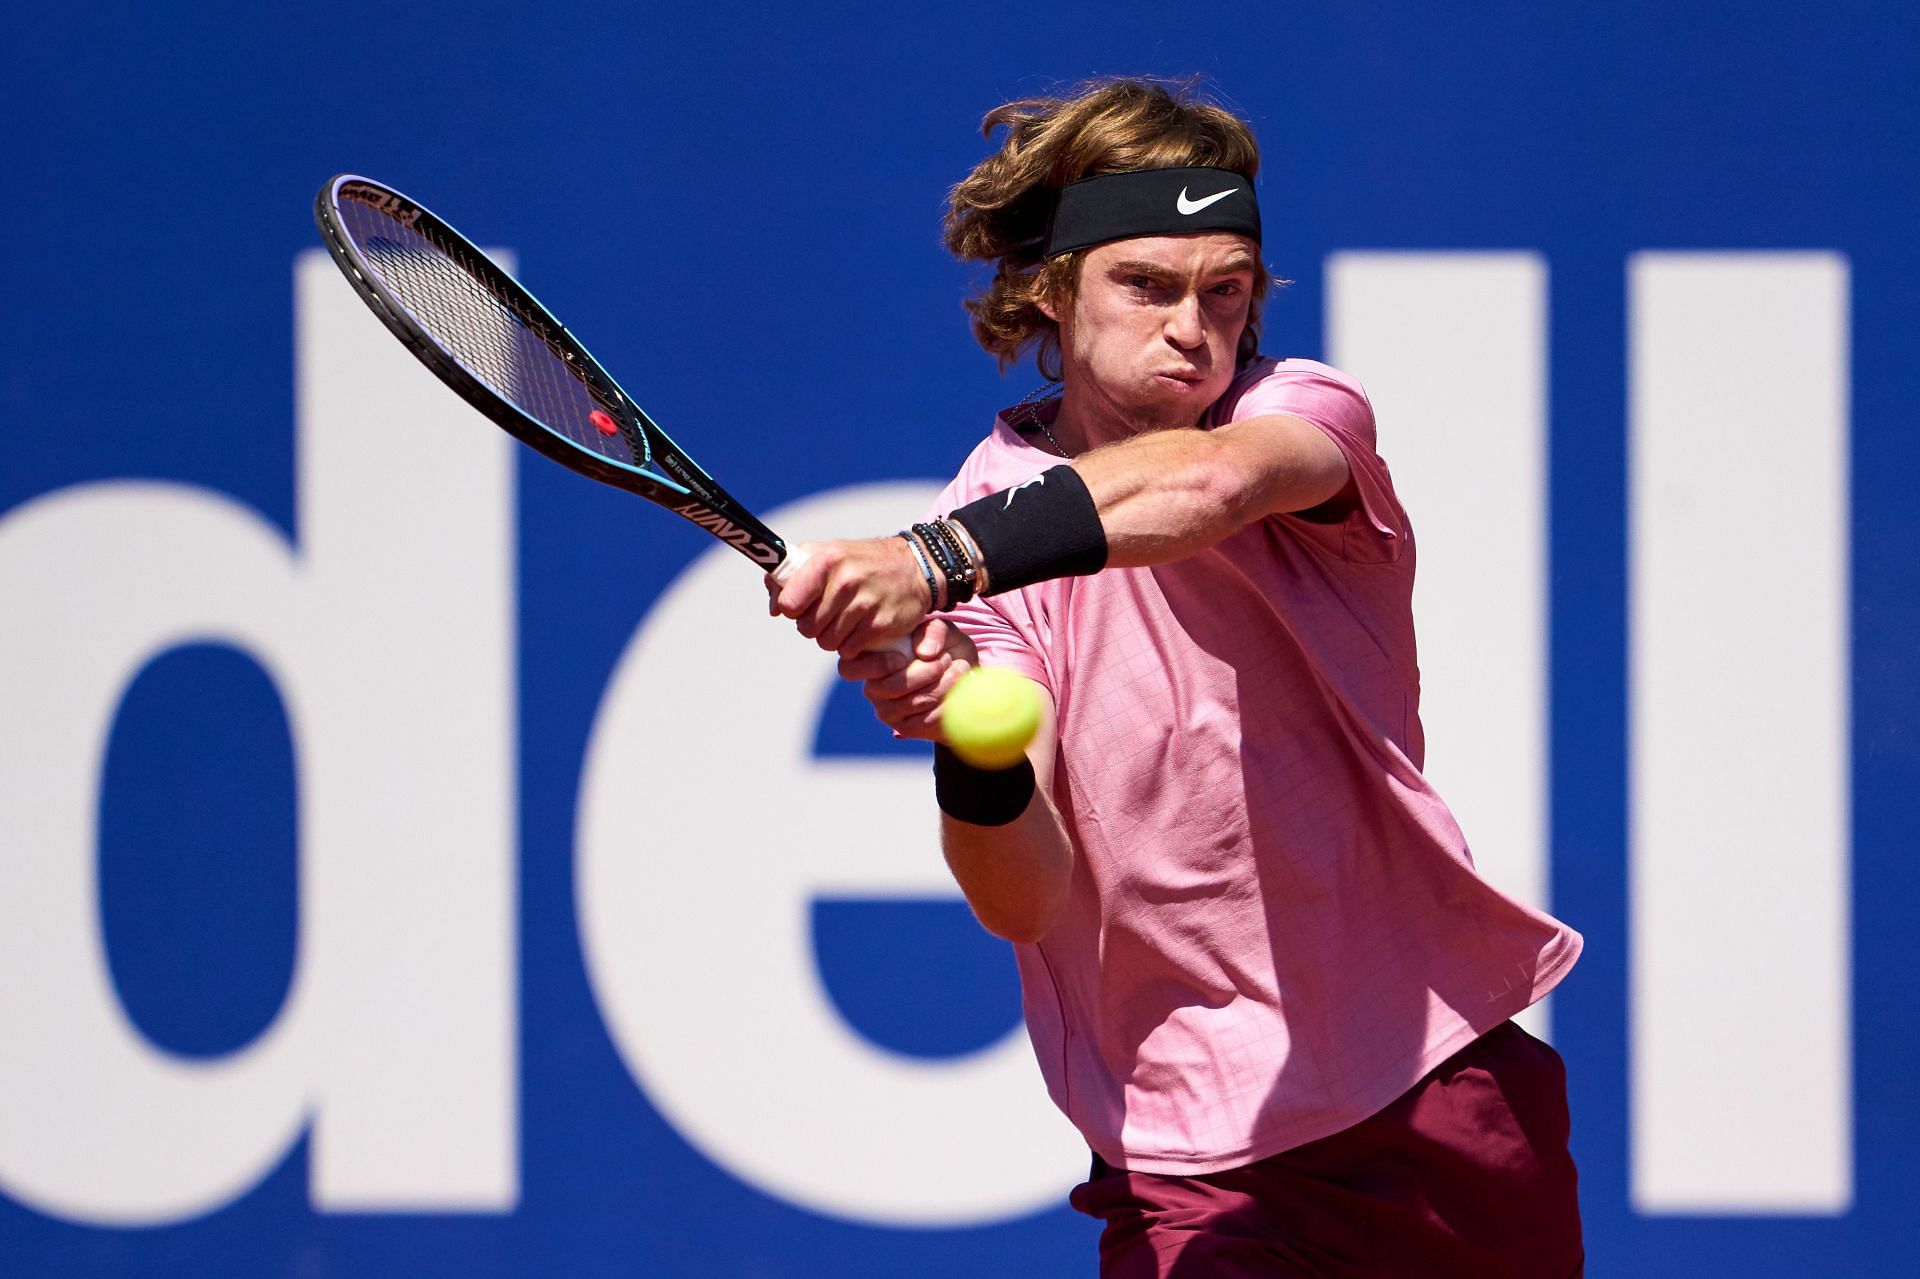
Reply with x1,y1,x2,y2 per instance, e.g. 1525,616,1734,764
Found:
865,655,951,699
852,632,917,663
839,649,907,682
765,553,796,617
931,618,980,667
914,617,950,660
820,597,870,655
805,559,863,648
889,708,941,741
771,544,824,618
841,618,903,660
927,659,970,706
896,654,952,694
868,685,946,729
772,546,810,585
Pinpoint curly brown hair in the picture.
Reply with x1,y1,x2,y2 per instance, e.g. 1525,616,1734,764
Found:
944,78,1272,380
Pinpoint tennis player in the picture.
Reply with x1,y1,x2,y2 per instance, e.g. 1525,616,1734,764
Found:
769,78,1584,1278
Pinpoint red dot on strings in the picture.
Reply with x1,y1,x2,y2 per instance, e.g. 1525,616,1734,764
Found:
589,410,619,436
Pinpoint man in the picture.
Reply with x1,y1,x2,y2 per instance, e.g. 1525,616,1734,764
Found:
768,79,1584,1277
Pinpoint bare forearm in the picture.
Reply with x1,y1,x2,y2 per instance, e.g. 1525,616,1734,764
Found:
1074,414,1350,567
940,790,1073,945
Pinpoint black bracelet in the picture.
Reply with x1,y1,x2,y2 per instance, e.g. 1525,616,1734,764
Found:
897,531,941,609
912,520,976,606
934,745,1035,826
913,521,959,588
947,465,1107,596
924,519,979,603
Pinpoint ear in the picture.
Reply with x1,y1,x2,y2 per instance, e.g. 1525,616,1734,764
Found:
1035,256,1075,325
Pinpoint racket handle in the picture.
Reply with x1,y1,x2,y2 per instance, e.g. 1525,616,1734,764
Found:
773,546,914,657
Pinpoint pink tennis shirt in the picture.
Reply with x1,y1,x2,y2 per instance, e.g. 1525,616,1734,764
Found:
934,357,1581,1177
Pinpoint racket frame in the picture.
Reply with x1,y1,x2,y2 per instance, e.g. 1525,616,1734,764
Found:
314,174,787,567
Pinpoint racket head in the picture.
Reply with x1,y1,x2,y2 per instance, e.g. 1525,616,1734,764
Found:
314,174,787,567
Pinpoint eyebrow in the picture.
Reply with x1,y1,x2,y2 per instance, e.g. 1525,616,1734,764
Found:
1107,259,1177,280
1108,256,1258,280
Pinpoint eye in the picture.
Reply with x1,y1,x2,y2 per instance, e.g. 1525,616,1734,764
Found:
1125,275,1158,291
1209,279,1245,297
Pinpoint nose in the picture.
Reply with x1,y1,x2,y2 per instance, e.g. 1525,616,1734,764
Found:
1165,291,1205,349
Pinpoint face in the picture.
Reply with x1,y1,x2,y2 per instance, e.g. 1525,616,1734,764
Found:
1043,232,1258,437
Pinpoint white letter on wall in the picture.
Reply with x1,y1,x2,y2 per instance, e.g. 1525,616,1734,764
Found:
1327,253,1553,1035
576,484,1084,1227
0,250,517,1223
1629,252,1852,1213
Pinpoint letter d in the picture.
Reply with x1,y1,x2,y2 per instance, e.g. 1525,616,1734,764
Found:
0,251,517,1224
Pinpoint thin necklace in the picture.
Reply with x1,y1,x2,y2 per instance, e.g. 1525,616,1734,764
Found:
1011,384,1069,458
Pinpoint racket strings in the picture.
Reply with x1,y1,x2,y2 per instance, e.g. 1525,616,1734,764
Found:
342,204,647,472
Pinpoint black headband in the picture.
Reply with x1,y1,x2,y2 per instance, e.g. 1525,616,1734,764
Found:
1042,166,1260,259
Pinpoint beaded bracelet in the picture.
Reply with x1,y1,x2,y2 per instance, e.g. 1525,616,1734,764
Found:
925,519,978,599
912,520,977,606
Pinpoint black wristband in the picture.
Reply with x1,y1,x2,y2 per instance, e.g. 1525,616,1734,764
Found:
947,465,1108,595
933,745,1036,827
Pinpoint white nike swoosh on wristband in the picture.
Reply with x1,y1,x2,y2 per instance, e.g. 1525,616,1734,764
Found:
1004,474,1046,509
1176,186,1238,215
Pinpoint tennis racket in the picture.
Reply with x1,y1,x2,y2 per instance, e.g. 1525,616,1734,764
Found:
314,173,796,572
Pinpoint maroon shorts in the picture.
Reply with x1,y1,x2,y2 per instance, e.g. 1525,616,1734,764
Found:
1068,1021,1583,1279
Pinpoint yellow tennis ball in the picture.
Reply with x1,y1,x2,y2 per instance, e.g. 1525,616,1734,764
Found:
942,666,1043,770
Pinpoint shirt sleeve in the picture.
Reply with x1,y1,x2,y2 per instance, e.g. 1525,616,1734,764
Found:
939,593,1052,697
1219,361,1409,561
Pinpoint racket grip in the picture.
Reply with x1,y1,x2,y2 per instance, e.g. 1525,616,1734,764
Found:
773,546,914,657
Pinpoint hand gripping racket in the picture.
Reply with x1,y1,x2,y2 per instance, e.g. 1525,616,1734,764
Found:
315,173,800,573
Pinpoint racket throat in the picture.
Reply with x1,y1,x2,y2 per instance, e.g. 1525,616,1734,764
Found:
668,499,783,567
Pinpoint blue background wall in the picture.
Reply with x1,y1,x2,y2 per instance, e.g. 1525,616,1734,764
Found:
3,2,1916,1274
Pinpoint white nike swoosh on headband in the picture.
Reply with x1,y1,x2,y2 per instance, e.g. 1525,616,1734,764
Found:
1176,186,1239,215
